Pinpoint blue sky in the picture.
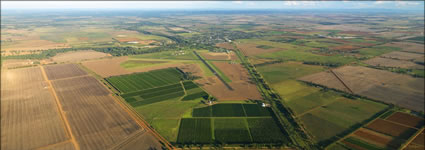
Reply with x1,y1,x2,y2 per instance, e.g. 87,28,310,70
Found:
2,1,424,10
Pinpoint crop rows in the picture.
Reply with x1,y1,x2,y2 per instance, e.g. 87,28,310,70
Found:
106,68,183,93
192,104,272,117
214,118,252,143
182,91,209,101
247,118,288,143
177,118,212,144
128,91,185,107
177,117,287,144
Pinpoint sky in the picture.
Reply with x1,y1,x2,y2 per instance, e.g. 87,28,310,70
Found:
1,1,424,10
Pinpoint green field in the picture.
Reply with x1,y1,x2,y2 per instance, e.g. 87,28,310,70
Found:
257,50,356,66
257,62,325,83
106,68,183,93
105,68,211,143
175,103,287,145
357,46,401,58
131,50,198,60
177,118,213,144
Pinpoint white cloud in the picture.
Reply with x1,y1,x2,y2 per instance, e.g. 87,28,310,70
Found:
374,1,389,5
396,1,421,7
232,1,243,4
284,1,299,6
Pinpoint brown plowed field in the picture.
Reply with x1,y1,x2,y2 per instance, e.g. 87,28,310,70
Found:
1,67,70,150
412,131,424,145
195,62,262,100
236,43,283,56
44,64,87,80
366,119,417,140
200,51,238,60
385,112,424,128
405,143,425,150
299,66,424,112
50,74,153,149
41,142,75,150
51,50,110,63
341,141,367,150
381,51,424,61
364,57,424,69
353,128,402,149
383,42,425,54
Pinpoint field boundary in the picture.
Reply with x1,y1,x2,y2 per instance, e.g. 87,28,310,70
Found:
39,65,80,150
193,51,233,90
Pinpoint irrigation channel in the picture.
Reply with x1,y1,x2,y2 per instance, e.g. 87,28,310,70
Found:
193,51,233,90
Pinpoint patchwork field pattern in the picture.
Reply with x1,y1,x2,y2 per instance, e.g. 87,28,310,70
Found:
177,103,287,144
299,66,424,112
44,63,88,80
340,112,424,150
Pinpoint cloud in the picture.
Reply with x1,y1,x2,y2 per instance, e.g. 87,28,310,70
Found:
374,1,389,5
232,1,243,4
284,1,299,6
283,1,317,7
396,1,421,7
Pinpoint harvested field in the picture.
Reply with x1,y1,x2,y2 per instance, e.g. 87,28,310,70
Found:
381,51,424,61
51,50,109,63
352,128,403,149
216,42,235,50
299,66,425,112
1,59,35,69
236,43,282,56
412,130,424,146
113,130,163,150
200,51,238,60
82,56,185,77
44,63,87,80
50,74,151,149
364,57,424,69
383,42,425,54
196,62,262,100
385,112,424,128
366,119,417,140
1,67,69,150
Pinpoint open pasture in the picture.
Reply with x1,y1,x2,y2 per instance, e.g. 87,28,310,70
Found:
215,42,235,50
236,43,283,56
106,68,183,93
257,61,325,83
44,63,87,80
1,67,69,150
299,66,424,112
51,50,109,63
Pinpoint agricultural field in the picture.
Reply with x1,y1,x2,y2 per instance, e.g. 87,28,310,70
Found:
50,50,110,63
1,67,69,150
364,57,424,69
105,67,212,143
44,63,88,80
335,111,424,150
177,103,288,145
299,66,424,112
45,63,163,149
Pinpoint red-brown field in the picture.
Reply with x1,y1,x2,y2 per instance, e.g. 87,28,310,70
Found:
195,62,262,100
385,112,424,128
364,57,424,69
51,50,110,63
236,43,282,56
299,66,424,112
366,119,417,140
1,67,69,150
352,128,403,149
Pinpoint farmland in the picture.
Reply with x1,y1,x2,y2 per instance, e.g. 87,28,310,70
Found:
2,6,425,150
334,111,424,150
177,103,288,145
299,66,424,112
